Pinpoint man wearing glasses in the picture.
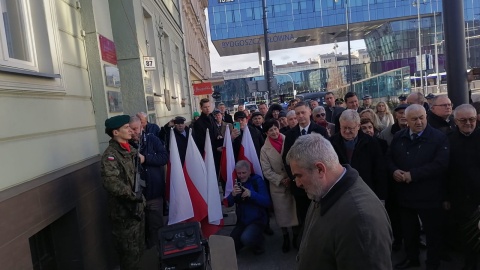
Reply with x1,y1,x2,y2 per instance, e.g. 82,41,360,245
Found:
445,104,480,270
427,95,455,134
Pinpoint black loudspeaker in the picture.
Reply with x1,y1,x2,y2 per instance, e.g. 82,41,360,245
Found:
158,222,206,270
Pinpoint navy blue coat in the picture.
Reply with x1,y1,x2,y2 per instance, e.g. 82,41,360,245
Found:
133,133,168,201
387,124,449,208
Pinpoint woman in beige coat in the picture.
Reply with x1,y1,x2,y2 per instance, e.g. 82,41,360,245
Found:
260,120,298,253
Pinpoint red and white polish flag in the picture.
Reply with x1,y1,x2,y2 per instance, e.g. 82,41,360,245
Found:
183,132,209,222
167,128,194,225
238,126,262,175
220,126,236,199
202,129,224,236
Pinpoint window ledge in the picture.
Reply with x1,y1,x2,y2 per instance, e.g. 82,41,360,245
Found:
0,66,61,79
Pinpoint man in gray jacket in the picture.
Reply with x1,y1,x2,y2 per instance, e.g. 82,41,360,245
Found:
286,133,392,270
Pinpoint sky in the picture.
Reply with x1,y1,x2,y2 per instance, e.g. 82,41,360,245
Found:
208,40,366,73
205,11,366,73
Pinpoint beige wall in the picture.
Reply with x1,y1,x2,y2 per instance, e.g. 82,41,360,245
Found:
0,0,99,192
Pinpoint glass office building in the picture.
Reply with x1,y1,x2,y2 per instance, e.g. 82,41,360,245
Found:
208,0,480,68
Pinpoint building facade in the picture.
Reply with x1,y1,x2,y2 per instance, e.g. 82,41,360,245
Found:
181,0,212,112
208,0,480,71
0,0,191,268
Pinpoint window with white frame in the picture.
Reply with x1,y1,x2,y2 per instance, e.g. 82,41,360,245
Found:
0,0,36,70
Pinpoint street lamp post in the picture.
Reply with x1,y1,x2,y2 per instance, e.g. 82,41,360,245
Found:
433,12,440,93
413,0,425,94
335,0,353,92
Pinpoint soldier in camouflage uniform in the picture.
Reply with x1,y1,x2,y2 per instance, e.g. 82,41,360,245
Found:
101,115,145,270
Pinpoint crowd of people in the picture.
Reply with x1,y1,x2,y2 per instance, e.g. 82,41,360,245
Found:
100,92,480,270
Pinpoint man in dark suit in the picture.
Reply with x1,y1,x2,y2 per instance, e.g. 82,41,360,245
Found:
218,102,233,124
282,101,329,248
324,91,345,123
388,104,449,270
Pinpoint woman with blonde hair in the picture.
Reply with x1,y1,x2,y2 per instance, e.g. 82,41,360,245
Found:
375,101,394,130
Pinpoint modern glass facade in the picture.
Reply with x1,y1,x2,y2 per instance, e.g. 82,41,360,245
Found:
349,66,411,99
213,64,412,107
208,0,446,40
208,0,480,67
213,68,328,107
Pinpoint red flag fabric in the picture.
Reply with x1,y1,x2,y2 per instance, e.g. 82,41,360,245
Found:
238,126,262,175
220,127,236,199
167,128,194,225
184,132,209,222
203,129,223,236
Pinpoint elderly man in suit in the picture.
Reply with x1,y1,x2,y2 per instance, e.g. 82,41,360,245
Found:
388,104,449,270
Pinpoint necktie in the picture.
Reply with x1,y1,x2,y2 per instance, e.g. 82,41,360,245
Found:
301,129,307,136
411,133,418,141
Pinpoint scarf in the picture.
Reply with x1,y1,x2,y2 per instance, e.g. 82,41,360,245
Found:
269,135,283,154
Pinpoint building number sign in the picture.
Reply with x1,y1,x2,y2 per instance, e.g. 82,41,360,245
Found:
143,56,156,71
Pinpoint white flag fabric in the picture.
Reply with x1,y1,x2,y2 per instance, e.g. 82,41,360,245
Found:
168,128,194,225
239,126,262,175
204,129,223,225
220,126,236,199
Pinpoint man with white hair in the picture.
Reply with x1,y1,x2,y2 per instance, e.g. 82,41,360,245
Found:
286,134,392,270
329,109,386,201
446,104,480,270
388,104,449,270
136,112,161,139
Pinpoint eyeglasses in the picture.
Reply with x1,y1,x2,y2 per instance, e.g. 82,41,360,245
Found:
432,103,453,108
455,117,477,124
341,126,358,132
315,113,326,118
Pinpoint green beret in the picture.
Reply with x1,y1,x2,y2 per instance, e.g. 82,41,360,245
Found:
105,115,130,129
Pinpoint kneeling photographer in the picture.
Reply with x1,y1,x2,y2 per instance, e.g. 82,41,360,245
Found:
226,160,271,255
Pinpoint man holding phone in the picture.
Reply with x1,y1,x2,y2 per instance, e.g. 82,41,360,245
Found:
232,111,264,159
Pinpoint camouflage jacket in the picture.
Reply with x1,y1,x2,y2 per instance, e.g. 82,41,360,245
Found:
101,139,144,221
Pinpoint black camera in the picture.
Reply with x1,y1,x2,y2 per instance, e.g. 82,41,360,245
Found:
235,179,244,190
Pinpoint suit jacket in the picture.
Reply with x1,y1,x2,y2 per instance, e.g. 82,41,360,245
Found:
282,122,329,196
324,105,345,123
